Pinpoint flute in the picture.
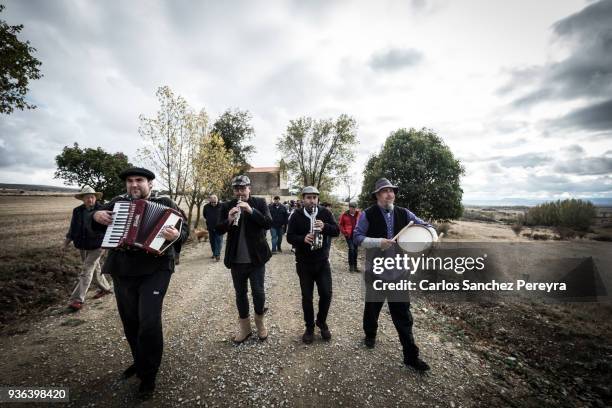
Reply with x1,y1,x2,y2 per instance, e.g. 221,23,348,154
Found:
233,197,242,226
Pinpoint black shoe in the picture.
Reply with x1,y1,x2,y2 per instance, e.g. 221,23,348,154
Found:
316,320,331,341
405,357,430,372
364,336,376,348
121,364,137,379
271,250,277,255
278,248,282,253
138,379,156,399
302,328,314,344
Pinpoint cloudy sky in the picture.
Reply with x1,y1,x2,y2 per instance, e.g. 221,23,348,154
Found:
2,0,611,203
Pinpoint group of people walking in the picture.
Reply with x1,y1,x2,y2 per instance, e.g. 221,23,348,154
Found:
63,169,430,399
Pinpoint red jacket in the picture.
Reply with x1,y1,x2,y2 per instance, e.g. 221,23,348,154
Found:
339,210,361,238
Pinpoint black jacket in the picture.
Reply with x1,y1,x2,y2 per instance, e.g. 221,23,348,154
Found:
216,196,272,269
203,202,222,231
66,203,105,250
269,203,289,228
286,205,340,264
93,194,189,277
363,205,409,238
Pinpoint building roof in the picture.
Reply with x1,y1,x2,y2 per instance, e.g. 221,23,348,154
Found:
247,166,281,173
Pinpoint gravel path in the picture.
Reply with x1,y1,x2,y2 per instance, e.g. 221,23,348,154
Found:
0,240,501,407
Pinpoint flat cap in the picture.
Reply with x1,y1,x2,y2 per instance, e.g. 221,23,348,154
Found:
231,175,251,186
301,186,320,196
119,167,156,180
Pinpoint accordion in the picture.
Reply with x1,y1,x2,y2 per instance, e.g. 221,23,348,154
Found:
101,199,184,254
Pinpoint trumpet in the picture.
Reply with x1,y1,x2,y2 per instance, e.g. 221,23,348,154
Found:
233,197,242,226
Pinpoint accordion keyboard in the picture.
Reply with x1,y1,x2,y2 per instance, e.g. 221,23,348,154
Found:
101,201,131,248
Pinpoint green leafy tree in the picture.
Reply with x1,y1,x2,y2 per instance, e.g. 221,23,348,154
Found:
0,4,42,114
211,108,256,173
55,143,132,200
277,114,357,193
358,128,464,220
525,199,596,231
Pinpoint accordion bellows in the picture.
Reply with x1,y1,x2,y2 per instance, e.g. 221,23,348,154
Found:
101,199,183,255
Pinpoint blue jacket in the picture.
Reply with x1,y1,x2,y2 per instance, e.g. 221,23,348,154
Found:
269,203,289,228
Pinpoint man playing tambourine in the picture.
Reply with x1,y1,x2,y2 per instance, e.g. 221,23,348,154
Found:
353,178,432,372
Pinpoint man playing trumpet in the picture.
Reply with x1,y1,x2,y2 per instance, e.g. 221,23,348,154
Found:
286,186,339,344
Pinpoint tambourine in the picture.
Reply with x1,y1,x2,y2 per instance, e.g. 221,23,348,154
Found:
392,221,441,253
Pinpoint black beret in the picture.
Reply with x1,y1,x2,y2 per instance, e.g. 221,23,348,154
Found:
119,167,155,181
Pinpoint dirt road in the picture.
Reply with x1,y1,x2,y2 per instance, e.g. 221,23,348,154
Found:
0,239,511,407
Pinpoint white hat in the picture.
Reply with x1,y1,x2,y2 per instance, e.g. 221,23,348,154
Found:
74,185,102,200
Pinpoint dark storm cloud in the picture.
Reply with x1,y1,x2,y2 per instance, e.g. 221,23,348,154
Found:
554,155,612,176
496,66,541,95
526,174,611,194
562,144,585,155
501,0,612,126
550,99,612,133
0,109,79,170
369,48,424,71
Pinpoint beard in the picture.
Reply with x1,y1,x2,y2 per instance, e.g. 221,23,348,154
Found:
305,202,317,212
130,188,148,199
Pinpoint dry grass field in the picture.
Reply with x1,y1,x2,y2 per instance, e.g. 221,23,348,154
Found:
0,195,82,329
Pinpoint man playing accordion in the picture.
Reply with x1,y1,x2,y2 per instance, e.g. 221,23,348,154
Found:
92,167,189,398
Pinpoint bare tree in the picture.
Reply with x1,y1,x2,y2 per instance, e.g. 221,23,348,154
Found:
277,114,357,193
138,86,191,204
340,173,358,203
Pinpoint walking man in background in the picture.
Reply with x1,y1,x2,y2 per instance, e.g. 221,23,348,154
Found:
339,202,361,272
269,195,288,253
64,185,111,311
203,194,223,261
216,175,272,344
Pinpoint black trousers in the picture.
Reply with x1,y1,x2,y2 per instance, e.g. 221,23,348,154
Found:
346,236,358,266
113,270,172,382
230,263,266,319
363,301,419,362
296,259,333,329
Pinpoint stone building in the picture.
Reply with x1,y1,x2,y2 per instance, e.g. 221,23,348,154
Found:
246,166,292,200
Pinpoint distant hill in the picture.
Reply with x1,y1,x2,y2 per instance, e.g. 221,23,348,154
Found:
464,197,612,207
0,183,79,193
